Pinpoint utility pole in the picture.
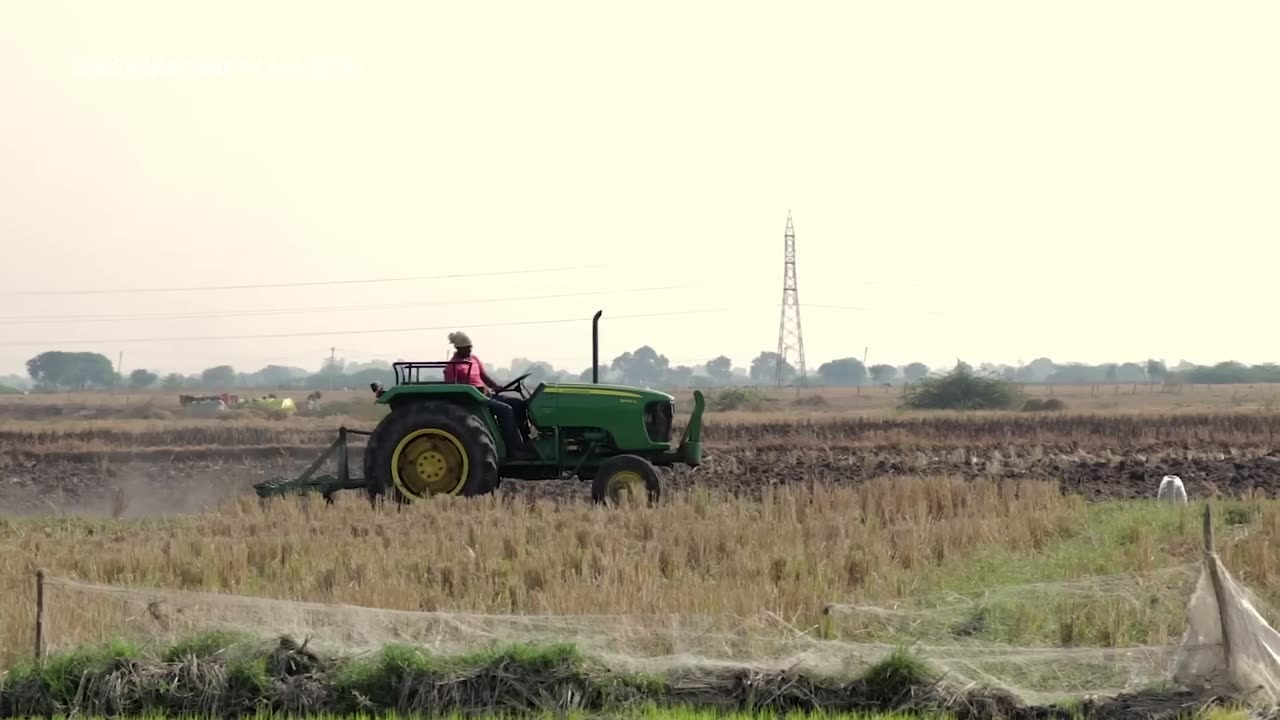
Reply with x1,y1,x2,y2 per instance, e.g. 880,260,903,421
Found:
775,211,807,388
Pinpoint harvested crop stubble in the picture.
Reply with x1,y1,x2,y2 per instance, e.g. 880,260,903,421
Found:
7,480,1280,677
0,419,338,456
3,412,1280,461
0,478,1083,669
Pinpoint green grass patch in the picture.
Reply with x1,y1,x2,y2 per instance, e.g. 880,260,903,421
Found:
0,633,1246,719
161,629,258,662
0,711,957,719
824,499,1271,700
0,637,971,718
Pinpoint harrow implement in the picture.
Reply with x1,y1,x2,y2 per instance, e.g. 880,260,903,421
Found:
252,427,372,504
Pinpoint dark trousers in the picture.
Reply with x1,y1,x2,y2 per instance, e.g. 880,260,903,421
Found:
487,396,529,450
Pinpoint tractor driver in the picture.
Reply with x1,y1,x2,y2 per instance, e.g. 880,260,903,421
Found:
444,331,535,459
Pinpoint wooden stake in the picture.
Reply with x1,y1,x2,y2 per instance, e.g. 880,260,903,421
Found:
1203,504,1234,672
34,569,45,663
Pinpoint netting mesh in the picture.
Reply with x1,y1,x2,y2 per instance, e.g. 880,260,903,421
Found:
1174,554,1280,705
37,554,1280,707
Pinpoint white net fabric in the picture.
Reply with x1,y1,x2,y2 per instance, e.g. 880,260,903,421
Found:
1173,553,1280,705
32,552,1280,707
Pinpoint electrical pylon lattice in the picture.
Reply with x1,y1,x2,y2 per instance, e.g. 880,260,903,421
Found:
775,211,807,387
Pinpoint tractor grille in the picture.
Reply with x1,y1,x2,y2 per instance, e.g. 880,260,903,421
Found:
644,401,674,443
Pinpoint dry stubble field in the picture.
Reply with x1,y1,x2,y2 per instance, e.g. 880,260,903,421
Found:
2,384,1280,700
1,383,1279,515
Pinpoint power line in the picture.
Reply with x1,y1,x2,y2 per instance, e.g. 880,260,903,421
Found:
0,301,996,347
0,308,736,347
0,264,605,297
0,285,684,325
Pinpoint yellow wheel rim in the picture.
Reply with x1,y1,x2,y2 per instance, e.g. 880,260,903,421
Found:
606,470,644,504
390,429,469,500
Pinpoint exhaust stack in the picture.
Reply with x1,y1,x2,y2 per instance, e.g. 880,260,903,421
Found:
592,310,602,384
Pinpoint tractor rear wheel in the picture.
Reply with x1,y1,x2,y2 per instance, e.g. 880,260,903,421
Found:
591,454,660,507
364,401,499,502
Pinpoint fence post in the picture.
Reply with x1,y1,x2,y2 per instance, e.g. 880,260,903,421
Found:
1203,504,1233,673
34,568,45,663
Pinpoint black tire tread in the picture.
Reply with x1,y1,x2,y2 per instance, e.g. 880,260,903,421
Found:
364,400,499,501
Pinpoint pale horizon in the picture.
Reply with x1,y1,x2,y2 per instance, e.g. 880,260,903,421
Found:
2,1,1277,380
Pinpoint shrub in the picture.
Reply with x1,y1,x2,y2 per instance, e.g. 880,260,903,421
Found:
709,388,770,412
793,394,828,408
903,366,1023,411
1022,398,1067,413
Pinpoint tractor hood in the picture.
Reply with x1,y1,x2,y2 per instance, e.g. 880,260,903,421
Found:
537,382,673,403
528,382,679,451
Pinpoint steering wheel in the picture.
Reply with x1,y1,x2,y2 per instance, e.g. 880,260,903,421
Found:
493,372,533,398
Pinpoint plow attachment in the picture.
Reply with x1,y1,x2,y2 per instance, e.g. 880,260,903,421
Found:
252,427,373,503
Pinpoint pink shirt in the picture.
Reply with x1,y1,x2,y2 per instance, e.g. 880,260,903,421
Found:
444,354,485,389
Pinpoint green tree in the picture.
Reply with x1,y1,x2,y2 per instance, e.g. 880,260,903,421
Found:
1016,357,1057,383
1145,359,1167,383
128,369,159,389
817,357,866,386
319,354,346,375
869,364,897,384
1188,361,1251,384
26,351,116,389
161,373,185,391
521,360,557,386
255,365,308,387
704,356,734,384
344,367,393,388
611,346,669,387
749,351,793,384
201,365,236,388
666,365,694,387
1116,362,1146,383
578,365,608,383
903,362,929,382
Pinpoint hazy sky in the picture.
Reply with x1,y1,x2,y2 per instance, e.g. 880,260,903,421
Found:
2,1,1277,378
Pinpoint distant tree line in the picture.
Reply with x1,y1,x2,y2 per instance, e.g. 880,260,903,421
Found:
13,349,1280,391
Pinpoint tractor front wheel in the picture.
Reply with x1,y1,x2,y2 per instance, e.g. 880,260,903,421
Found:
364,401,499,502
591,454,660,507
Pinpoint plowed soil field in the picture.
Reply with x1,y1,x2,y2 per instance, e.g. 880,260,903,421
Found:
2,411,1278,516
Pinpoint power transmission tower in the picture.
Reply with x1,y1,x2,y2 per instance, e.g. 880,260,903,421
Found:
775,211,807,387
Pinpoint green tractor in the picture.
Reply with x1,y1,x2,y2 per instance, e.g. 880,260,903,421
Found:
255,312,704,505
